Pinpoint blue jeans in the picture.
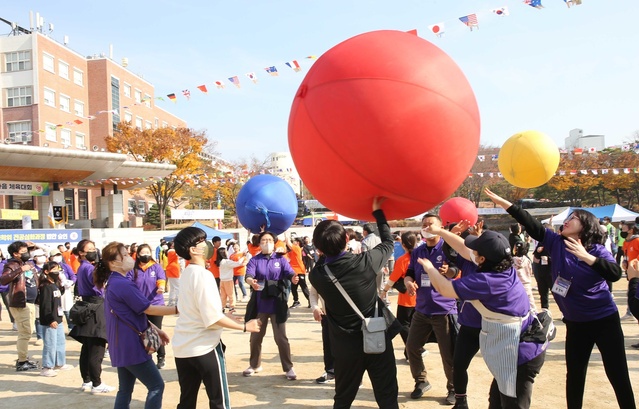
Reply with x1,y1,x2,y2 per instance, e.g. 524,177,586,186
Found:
36,318,44,340
42,323,66,368
234,275,247,298
115,358,165,409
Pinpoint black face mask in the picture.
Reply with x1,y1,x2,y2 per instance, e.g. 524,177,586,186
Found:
19,253,30,262
621,232,628,239
138,255,151,263
85,251,98,262
48,272,60,280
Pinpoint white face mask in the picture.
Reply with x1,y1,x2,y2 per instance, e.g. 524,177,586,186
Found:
260,243,275,254
469,251,479,266
421,228,435,240
120,256,135,272
52,256,63,264
35,256,46,266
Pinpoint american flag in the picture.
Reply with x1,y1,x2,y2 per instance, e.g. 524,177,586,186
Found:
228,76,241,88
459,14,479,30
182,89,191,100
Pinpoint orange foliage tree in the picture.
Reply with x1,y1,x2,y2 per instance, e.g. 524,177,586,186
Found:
106,122,207,229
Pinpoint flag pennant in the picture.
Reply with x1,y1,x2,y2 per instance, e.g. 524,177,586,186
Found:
285,60,302,72
477,155,485,162
524,0,544,9
588,147,597,153
573,148,583,155
228,76,241,88
246,72,258,84
428,23,445,38
182,89,191,100
306,55,317,60
622,144,630,151
215,81,225,89
459,14,479,31
73,119,83,125
491,154,499,161
493,7,510,16
265,66,279,76
167,93,177,103
197,84,208,94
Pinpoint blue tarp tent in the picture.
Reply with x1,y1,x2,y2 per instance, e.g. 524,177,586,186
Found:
162,221,234,241
542,204,639,226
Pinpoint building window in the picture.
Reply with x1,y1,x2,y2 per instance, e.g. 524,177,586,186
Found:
73,68,84,86
145,120,152,130
5,50,31,72
43,88,55,107
59,94,70,112
144,94,151,108
123,83,131,98
7,121,32,142
76,132,86,149
128,199,137,214
58,61,69,79
43,53,55,72
7,86,32,107
162,121,168,128
111,76,120,132
137,200,146,215
154,118,159,128
135,117,143,130
64,189,75,220
60,128,71,146
45,123,56,142
134,89,141,103
74,100,84,117
124,112,132,123
9,195,35,210
78,189,88,220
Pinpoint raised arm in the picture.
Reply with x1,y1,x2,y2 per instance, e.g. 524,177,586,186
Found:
484,188,546,242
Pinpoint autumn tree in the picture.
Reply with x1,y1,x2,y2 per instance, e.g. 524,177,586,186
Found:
106,122,208,229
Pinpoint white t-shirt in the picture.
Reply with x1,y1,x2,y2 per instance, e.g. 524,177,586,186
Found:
172,263,225,358
219,258,243,282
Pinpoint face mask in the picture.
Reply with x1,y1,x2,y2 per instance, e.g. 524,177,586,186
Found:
121,257,135,272
20,253,31,262
52,256,63,263
261,243,275,254
621,232,628,239
161,245,168,251
48,272,60,280
470,252,479,266
35,256,46,266
421,228,435,239
85,251,98,262
138,255,151,263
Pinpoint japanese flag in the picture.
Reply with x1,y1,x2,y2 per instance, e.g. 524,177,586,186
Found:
429,23,445,37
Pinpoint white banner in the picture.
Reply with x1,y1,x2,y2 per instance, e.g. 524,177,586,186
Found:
171,209,224,220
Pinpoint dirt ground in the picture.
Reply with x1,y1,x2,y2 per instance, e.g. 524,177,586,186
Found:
1,283,638,408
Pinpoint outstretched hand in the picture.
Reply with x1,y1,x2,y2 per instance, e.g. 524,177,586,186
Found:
484,188,512,209
372,196,387,212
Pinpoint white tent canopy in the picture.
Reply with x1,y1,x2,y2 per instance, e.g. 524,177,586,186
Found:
541,204,639,226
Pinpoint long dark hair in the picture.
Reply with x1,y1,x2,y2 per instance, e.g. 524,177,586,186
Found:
94,242,127,289
566,209,605,249
477,254,514,273
215,247,228,267
77,239,95,261
133,243,155,281
38,261,62,290
401,232,417,254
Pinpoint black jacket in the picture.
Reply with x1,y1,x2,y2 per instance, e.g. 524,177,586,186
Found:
37,282,64,326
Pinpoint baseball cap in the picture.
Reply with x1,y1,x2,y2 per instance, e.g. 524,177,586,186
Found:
464,230,511,263
49,248,62,257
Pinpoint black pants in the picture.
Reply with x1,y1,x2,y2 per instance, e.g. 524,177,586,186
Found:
396,305,415,347
616,246,624,265
291,274,310,303
564,313,635,409
321,315,334,373
488,351,545,409
453,325,481,395
533,267,553,309
1,292,14,323
175,343,229,409
147,314,165,359
79,337,106,386
330,327,398,409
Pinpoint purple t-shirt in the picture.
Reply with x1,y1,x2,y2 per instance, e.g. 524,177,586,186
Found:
105,272,152,367
77,260,102,297
408,239,457,315
245,253,295,314
456,257,482,329
542,229,618,322
126,262,166,306
452,266,545,365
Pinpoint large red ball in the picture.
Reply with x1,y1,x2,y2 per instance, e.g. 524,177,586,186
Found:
439,197,478,227
288,30,480,221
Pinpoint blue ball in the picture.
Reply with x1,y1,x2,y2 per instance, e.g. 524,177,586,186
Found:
235,175,298,235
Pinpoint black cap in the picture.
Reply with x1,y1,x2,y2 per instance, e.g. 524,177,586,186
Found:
464,230,511,263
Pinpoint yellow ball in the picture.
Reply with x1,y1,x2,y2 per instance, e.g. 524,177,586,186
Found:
498,130,560,188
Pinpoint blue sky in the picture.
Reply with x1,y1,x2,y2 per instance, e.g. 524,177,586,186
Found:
4,0,639,162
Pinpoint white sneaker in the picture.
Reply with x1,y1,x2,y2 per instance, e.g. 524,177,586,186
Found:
81,382,93,392
104,349,110,359
621,311,635,321
285,368,297,380
40,368,58,377
12,322,17,331
91,383,115,394
54,364,74,371
34,339,43,346
242,366,262,377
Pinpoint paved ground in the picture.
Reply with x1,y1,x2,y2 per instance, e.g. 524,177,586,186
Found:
1,283,638,408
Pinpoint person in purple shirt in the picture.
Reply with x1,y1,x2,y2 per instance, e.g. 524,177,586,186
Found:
97,242,176,409
127,244,168,369
69,239,113,394
403,213,458,403
243,231,299,380
485,188,635,409
420,223,547,409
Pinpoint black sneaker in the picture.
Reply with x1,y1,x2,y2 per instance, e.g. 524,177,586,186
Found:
157,357,165,369
316,371,335,384
631,343,639,349
16,361,39,372
445,390,456,405
453,396,469,409
291,301,301,308
410,381,432,399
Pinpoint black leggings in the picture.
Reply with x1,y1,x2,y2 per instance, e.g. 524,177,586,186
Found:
147,315,165,359
453,325,481,395
79,337,106,386
564,312,635,409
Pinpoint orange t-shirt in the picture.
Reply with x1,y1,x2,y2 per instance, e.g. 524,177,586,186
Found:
62,250,72,265
388,253,416,308
230,251,247,276
288,245,305,274
624,238,639,262
69,253,81,273
208,248,220,278
165,249,180,279
247,243,261,257
275,240,289,260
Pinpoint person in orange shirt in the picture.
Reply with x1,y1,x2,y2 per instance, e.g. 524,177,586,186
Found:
69,247,81,273
230,242,250,302
382,231,418,360
286,235,309,308
207,236,223,289
165,242,181,307
623,225,639,263
61,242,72,265
247,235,261,257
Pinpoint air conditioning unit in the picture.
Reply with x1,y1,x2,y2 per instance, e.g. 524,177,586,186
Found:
92,145,99,151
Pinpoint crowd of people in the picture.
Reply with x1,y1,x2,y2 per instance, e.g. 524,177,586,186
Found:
1,191,638,408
